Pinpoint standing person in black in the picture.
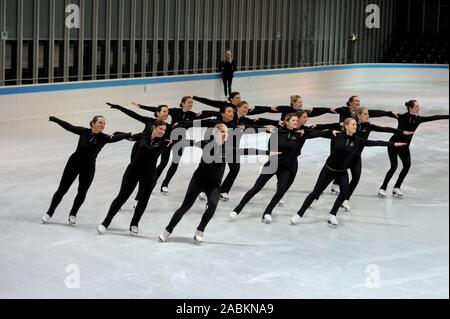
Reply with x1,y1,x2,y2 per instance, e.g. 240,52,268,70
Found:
379,100,449,198
133,96,213,194
41,116,131,225
328,95,400,194
219,50,237,98
97,120,170,236
158,124,275,243
107,102,171,205
230,112,331,224
289,117,407,227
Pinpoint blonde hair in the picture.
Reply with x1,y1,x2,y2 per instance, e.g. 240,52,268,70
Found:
290,95,302,104
342,117,357,131
353,107,368,123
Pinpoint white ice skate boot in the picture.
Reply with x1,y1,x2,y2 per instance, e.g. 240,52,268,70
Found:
220,193,230,202
129,226,139,236
68,215,77,225
194,230,204,242
340,200,351,212
159,230,172,242
97,225,107,234
290,214,301,225
41,214,51,224
262,214,272,224
328,214,339,227
331,184,340,195
229,211,238,221
198,192,207,201
378,189,387,198
161,187,169,195
392,188,404,198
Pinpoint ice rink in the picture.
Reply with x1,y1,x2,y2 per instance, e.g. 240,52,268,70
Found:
0,78,448,299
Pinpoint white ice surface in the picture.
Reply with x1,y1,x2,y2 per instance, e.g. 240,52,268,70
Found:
0,79,448,299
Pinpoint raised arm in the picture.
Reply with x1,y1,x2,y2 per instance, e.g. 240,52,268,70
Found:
312,123,343,131
49,116,85,136
302,128,337,140
252,117,280,127
137,104,158,113
107,103,149,124
248,106,277,116
193,96,228,109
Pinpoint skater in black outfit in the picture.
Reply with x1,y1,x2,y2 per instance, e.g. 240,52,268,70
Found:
290,117,407,227
328,95,401,194
230,111,331,224
178,101,269,201
159,124,275,243
314,108,414,211
133,96,213,194
379,100,449,198
98,120,170,236
41,116,131,225
219,50,237,98
108,102,171,202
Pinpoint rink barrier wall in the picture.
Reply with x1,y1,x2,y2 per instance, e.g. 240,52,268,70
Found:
0,63,448,96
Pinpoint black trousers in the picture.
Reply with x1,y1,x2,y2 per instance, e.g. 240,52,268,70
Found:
381,146,411,190
234,164,298,218
161,140,189,188
47,155,95,217
102,164,157,229
165,176,220,234
222,75,233,97
297,166,350,217
220,163,241,194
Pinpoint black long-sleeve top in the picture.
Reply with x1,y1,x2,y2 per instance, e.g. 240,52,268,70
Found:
50,116,130,162
313,121,403,140
189,139,267,186
138,104,213,123
266,126,330,170
333,106,394,123
263,105,333,121
389,113,449,145
218,60,237,77
322,132,393,172
127,133,170,169
192,96,273,116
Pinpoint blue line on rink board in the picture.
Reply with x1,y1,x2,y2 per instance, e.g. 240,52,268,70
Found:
0,64,448,96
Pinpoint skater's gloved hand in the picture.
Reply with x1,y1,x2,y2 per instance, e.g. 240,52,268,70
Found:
107,102,119,109
49,116,57,122
131,102,139,108
392,112,400,118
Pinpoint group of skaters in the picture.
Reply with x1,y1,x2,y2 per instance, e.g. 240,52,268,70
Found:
41,92,449,243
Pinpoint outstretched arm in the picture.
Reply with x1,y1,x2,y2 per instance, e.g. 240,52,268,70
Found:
419,115,450,124
49,116,85,136
107,103,149,124
193,96,228,109
307,107,336,118
368,109,399,119
368,124,403,135
137,104,158,113
108,132,133,143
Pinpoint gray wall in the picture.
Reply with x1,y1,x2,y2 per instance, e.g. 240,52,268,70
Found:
0,0,395,86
